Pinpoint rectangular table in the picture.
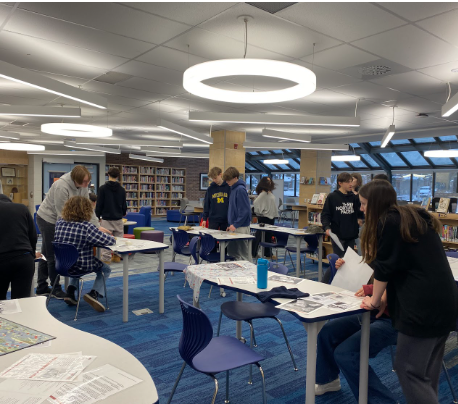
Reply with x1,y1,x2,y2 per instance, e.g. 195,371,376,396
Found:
250,224,324,281
185,261,370,404
107,239,169,322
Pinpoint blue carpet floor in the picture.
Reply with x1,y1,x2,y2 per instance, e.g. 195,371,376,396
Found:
42,219,458,403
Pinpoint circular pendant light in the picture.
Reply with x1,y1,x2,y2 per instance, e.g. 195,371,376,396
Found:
41,123,112,138
0,142,45,151
183,59,316,104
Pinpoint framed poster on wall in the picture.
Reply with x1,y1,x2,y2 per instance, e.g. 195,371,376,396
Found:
1,167,15,177
200,173,210,190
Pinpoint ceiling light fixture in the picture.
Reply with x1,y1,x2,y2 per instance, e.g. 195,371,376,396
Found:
27,150,103,156
75,140,183,147
442,82,458,117
156,119,213,144
331,155,361,161
146,152,209,159
262,129,311,142
0,142,45,151
263,159,289,164
0,106,81,118
424,150,458,158
182,143,210,148
129,154,164,163
63,141,121,154
189,111,360,127
0,60,107,109
0,130,20,140
381,107,396,148
41,123,112,138
243,141,348,151
143,147,181,154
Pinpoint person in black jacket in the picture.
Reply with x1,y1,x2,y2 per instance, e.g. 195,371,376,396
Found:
202,166,231,230
322,172,363,258
95,167,127,263
359,179,458,404
0,194,40,299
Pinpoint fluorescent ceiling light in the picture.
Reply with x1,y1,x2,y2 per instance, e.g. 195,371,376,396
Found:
381,125,395,148
156,119,213,144
146,152,208,159
143,147,181,154
75,140,183,147
331,155,361,161
0,106,81,118
0,142,44,151
183,59,316,104
0,130,20,140
129,154,164,163
27,150,103,156
189,111,360,127
442,91,458,117
243,142,348,151
0,59,107,109
41,123,112,138
183,143,210,148
424,150,458,158
263,159,289,164
262,129,311,143
64,141,121,154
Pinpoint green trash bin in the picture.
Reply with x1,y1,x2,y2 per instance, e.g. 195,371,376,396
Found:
133,227,155,239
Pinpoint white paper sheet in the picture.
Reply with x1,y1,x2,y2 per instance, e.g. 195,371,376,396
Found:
0,379,62,404
46,364,142,404
0,299,21,314
329,231,344,251
331,247,373,292
276,298,323,315
268,274,304,285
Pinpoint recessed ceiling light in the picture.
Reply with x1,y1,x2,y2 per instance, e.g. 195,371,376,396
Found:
0,142,45,151
331,155,361,161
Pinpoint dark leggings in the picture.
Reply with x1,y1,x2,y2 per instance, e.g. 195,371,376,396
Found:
0,253,35,300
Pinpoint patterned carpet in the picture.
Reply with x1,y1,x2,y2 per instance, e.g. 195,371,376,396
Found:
38,219,458,403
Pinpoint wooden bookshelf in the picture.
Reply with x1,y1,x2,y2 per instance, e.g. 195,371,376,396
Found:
105,165,186,215
430,212,458,246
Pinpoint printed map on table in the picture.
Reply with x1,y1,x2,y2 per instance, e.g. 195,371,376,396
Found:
0,317,55,356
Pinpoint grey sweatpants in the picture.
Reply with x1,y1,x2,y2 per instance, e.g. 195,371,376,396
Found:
100,219,123,261
227,226,251,262
394,332,448,404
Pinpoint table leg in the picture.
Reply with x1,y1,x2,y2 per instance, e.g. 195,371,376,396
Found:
303,321,326,404
220,240,226,263
123,254,129,323
236,291,243,340
296,236,301,277
171,232,176,262
248,238,253,263
159,249,165,314
318,235,323,282
358,311,370,404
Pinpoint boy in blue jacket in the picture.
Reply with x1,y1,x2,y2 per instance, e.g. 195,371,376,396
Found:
223,167,252,261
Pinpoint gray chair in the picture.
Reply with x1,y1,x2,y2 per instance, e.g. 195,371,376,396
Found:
179,198,196,225
278,197,294,225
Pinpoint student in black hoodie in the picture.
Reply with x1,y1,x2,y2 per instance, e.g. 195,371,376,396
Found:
95,167,127,263
202,166,231,230
322,172,363,259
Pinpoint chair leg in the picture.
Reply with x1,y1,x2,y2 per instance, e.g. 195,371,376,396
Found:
248,321,254,385
46,277,60,306
101,272,109,311
210,375,219,404
208,285,213,298
255,363,267,404
74,279,84,321
217,310,223,336
166,362,187,404
274,317,298,371
390,345,396,372
288,250,295,270
225,370,230,404
184,216,188,226
442,361,458,403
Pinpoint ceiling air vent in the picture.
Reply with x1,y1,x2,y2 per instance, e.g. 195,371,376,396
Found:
94,71,133,85
358,65,392,76
9,121,28,126
246,2,297,14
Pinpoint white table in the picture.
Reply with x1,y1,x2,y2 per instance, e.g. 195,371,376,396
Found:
251,224,324,281
107,239,168,322
186,262,370,404
0,297,158,404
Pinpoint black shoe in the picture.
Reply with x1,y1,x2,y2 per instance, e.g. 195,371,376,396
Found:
64,286,78,306
83,290,105,312
51,288,67,300
36,286,52,296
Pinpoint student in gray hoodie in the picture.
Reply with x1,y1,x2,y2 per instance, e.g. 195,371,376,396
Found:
36,165,111,299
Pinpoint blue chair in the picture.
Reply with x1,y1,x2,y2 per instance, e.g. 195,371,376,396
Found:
167,295,266,404
139,206,152,227
199,233,234,263
216,262,297,382
326,253,340,284
125,212,146,234
171,228,191,262
163,237,199,275
284,233,319,274
48,242,108,321
259,231,289,262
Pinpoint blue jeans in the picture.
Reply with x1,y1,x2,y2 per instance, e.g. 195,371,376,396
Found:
69,263,111,297
316,313,398,404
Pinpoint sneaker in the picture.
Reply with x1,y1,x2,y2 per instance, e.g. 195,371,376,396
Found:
64,286,78,306
36,286,52,296
315,378,341,396
83,290,106,312
51,288,67,300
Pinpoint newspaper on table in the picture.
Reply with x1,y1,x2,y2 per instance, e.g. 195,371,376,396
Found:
308,290,363,312
268,273,304,285
276,299,324,315
0,378,61,404
0,353,96,382
217,276,256,285
215,262,244,271
0,299,21,315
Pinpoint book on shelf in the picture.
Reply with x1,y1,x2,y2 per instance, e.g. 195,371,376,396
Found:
317,193,327,205
441,225,458,243
310,194,319,204
436,197,450,213
420,197,431,210
308,211,322,225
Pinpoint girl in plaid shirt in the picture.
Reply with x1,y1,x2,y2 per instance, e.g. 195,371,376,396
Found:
55,196,115,312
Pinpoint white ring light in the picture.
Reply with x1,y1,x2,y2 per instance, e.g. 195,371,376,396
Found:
0,142,45,151
183,59,316,104
41,123,112,138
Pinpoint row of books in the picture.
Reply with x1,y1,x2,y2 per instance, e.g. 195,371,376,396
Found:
310,193,327,205
172,185,185,191
171,177,184,183
140,176,155,183
140,184,154,191
172,169,185,175
441,225,458,242
308,212,322,226
122,175,138,182
124,184,138,191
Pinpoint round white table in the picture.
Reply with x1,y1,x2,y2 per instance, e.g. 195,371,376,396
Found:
1,297,159,403
123,220,137,234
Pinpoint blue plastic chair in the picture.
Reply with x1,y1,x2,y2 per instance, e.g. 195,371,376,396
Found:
167,295,266,404
284,233,319,273
216,262,297,382
125,212,146,234
48,242,108,321
171,229,191,261
199,233,234,263
259,231,289,262
139,206,152,227
326,253,339,284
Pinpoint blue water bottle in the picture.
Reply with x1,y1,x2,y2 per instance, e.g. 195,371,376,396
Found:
257,258,268,289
